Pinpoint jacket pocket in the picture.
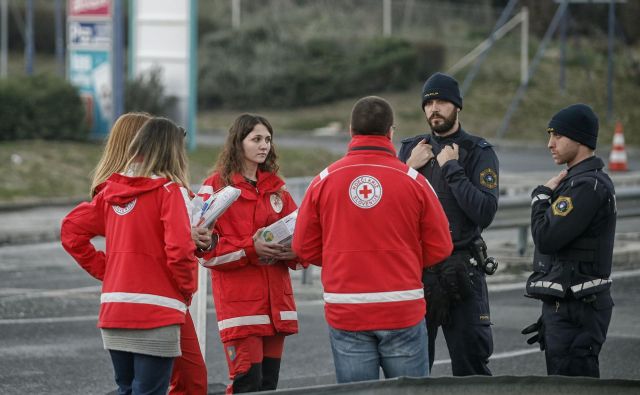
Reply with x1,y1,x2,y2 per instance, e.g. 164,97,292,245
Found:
220,268,264,302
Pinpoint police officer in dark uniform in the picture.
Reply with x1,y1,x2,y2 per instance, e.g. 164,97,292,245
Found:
398,72,499,376
522,103,616,377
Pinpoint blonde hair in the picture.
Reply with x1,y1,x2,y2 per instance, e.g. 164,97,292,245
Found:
123,117,190,188
214,113,279,186
90,112,152,196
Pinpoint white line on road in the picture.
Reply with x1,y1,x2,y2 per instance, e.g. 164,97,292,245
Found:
0,315,97,325
434,347,540,366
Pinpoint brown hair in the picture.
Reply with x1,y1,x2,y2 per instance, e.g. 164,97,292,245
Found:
123,117,190,188
90,112,152,196
350,96,394,136
214,113,279,186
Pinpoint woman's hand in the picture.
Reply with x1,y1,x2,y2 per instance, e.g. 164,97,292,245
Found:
192,227,214,250
253,228,284,259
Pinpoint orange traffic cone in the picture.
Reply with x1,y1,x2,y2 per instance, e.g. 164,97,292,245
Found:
608,121,628,172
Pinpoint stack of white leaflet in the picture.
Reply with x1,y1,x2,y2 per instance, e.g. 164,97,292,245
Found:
258,209,298,247
191,186,241,228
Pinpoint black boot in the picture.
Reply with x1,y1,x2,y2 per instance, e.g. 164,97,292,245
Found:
260,357,281,391
232,363,262,393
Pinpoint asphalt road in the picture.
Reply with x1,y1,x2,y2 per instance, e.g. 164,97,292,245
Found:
1,241,639,394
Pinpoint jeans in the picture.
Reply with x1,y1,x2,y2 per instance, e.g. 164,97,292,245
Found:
328,319,428,383
109,350,175,395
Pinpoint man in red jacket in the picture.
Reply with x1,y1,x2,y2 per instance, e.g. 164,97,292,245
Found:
293,96,453,383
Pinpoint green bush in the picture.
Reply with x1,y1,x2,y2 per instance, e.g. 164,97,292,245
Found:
198,27,444,109
125,67,177,117
0,74,87,141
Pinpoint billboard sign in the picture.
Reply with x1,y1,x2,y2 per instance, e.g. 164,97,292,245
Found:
67,0,113,139
68,0,111,18
69,21,111,47
68,49,112,137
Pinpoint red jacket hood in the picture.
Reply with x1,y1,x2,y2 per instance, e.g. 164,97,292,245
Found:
102,173,172,205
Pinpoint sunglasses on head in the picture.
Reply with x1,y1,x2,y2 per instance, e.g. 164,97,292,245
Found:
179,127,187,137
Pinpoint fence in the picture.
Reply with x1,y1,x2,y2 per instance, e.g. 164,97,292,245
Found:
285,176,640,256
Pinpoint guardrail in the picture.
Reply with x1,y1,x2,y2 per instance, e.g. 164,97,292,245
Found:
286,177,640,257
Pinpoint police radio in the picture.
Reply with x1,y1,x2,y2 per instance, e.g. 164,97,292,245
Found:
470,238,499,275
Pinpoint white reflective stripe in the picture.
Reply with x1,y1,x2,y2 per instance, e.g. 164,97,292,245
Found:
201,249,247,268
198,185,214,195
319,168,330,180
609,151,627,161
407,167,418,180
531,194,551,205
570,278,612,294
530,281,563,292
613,134,625,145
280,311,298,321
218,315,270,330
101,292,187,313
323,288,424,304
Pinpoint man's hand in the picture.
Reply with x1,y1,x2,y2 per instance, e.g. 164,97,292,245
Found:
406,139,434,169
521,316,546,351
436,143,459,167
273,246,297,261
543,169,568,190
191,227,213,250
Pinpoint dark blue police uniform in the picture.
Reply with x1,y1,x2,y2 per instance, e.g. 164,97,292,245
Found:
527,155,615,377
399,126,499,376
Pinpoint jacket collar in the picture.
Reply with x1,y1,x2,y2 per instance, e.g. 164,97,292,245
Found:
230,169,284,199
347,135,396,157
432,124,466,144
567,156,604,178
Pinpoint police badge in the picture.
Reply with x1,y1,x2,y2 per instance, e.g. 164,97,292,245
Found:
479,168,498,189
552,196,573,216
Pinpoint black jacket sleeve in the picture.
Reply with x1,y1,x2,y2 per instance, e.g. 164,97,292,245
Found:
440,144,499,229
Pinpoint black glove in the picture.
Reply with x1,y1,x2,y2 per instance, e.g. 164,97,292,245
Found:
439,257,472,303
521,316,545,351
423,267,450,327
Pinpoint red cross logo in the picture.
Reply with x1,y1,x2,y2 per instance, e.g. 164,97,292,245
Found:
349,175,383,209
359,185,373,199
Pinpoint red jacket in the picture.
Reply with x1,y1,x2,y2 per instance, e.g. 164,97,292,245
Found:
198,171,302,342
292,135,453,331
61,173,198,329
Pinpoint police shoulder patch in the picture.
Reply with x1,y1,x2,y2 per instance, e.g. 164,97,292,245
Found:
552,196,573,216
479,168,498,189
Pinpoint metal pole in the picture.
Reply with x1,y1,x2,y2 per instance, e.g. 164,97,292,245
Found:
54,0,64,77
25,0,34,75
520,7,528,84
232,0,241,29
112,0,124,122
461,0,519,96
383,0,392,37
607,0,615,122
559,6,567,93
0,0,8,78
497,0,569,139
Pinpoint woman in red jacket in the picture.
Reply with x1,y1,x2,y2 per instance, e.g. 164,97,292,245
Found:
62,117,199,395
89,112,210,395
198,114,303,394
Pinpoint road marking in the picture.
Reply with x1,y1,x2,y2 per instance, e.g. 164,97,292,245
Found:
0,315,97,325
434,348,540,366
0,285,100,302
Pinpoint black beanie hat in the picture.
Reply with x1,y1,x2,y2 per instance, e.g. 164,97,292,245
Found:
547,103,599,149
421,72,463,110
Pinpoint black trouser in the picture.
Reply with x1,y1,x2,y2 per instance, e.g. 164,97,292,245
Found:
542,291,613,377
425,252,493,376
232,357,281,393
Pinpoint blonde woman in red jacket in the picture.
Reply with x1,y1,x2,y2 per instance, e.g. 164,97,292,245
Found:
198,113,303,394
62,117,199,395
88,113,210,395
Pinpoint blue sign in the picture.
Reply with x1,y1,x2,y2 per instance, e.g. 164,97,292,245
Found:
68,49,112,139
69,21,111,47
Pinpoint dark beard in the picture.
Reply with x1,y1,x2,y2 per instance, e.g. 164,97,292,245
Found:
428,113,456,134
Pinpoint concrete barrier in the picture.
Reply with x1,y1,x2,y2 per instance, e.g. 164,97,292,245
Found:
252,375,640,395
